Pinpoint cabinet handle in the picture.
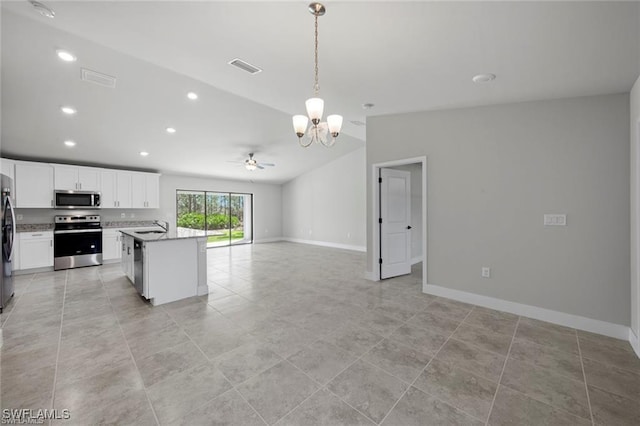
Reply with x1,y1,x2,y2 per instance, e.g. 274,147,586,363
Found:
51,199,54,207
79,182,82,190
50,240,52,247
32,233,43,236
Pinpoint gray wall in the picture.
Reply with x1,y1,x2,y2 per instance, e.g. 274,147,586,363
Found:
159,174,282,243
367,93,630,325
282,148,366,249
631,76,640,336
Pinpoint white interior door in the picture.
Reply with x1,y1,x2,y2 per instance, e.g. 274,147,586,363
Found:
380,168,411,279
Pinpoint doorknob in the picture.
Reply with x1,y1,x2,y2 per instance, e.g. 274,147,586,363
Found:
407,225,412,229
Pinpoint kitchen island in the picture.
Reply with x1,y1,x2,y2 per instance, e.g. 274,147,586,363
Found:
120,228,207,306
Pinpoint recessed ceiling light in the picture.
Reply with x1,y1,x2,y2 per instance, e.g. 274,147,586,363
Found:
362,103,375,109
472,73,496,83
139,151,149,157
166,127,176,134
56,50,76,62
29,0,55,18
61,106,77,115
64,140,76,147
186,92,198,100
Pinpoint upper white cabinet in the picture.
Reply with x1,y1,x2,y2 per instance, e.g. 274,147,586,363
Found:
4,158,158,209
100,169,133,208
15,161,54,208
1,158,15,195
131,173,160,209
1,158,15,179
54,165,100,191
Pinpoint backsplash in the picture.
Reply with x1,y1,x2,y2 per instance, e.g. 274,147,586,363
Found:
16,223,54,232
103,220,157,228
14,208,160,224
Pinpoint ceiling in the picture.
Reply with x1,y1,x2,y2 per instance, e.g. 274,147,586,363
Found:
1,1,639,183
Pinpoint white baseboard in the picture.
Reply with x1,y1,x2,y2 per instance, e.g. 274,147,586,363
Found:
254,237,284,244
630,329,640,358
197,284,209,297
411,256,422,265
282,238,366,253
364,271,378,281
424,283,630,341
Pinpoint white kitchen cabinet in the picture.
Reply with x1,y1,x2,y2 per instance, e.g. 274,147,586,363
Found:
54,165,100,191
102,228,123,261
19,231,53,269
145,174,160,208
131,173,160,209
1,158,15,179
101,170,132,208
15,162,54,208
1,158,15,195
121,233,134,281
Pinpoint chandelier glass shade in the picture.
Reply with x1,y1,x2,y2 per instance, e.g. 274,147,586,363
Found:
292,3,342,148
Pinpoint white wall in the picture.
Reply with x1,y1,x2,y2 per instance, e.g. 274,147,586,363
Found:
159,174,282,243
282,148,366,251
367,94,630,326
630,76,640,339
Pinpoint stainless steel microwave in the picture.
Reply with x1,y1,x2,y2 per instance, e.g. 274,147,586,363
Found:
54,191,101,209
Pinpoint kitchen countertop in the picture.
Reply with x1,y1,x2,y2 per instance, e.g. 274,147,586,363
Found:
119,228,207,242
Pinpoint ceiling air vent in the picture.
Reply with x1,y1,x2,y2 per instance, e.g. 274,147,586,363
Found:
350,120,366,127
81,68,116,88
228,58,262,75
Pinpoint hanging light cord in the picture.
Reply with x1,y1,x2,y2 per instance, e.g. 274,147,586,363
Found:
313,13,319,96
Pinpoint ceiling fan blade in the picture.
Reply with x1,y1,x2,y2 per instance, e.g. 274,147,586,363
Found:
259,163,276,167
257,165,265,170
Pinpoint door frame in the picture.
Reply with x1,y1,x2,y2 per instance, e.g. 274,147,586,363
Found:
633,119,640,352
371,156,427,291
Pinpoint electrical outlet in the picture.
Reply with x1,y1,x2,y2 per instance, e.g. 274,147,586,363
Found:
265,229,268,234
481,267,491,278
347,232,351,239
120,213,126,218
130,213,135,218
544,214,567,226
16,214,23,221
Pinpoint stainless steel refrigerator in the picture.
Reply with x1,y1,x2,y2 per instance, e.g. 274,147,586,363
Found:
1,174,16,312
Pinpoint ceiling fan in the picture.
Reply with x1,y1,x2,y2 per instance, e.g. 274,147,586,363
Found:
229,153,276,171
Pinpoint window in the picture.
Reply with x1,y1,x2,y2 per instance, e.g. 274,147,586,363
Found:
176,190,253,247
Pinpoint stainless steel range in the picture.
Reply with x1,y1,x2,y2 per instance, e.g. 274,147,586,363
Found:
54,215,103,270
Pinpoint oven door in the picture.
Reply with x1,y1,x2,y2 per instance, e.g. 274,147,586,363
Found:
54,230,103,270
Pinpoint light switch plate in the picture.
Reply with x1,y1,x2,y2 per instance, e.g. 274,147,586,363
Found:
544,214,567,226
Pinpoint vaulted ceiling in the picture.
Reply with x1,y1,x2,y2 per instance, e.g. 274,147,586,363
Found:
1,1,638,183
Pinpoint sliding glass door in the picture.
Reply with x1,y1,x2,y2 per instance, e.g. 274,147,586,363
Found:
177,190,253,248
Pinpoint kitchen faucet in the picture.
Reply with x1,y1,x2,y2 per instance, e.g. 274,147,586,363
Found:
154,220,169,233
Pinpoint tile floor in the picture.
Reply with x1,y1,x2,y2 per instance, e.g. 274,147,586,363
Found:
1,242,639,425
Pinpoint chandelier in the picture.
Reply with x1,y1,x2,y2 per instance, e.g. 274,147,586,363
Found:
292,3,343,148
